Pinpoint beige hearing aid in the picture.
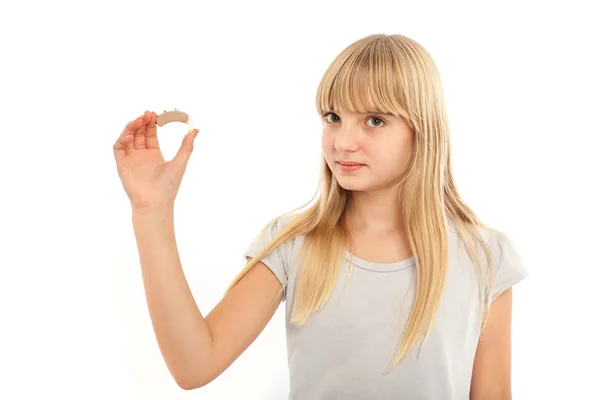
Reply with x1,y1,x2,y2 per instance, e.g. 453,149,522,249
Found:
155,109,194,135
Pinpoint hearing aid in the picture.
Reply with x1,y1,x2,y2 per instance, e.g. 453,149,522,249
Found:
155,109,195,135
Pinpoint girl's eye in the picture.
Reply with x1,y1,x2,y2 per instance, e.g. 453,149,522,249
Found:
366,117,385,128
323,112,386,127
324,112,340,123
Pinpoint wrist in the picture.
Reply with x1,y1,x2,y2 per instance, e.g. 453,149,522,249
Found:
131,203,175,219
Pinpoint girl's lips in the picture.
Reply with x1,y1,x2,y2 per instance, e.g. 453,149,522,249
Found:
337,162,365,172
337,161,365,166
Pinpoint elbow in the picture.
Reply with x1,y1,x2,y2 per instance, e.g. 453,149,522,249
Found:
177,381,201,391
176,376,197,391
175,375,208,391
171,349,219,390
174,368,216,391
168,350,217,390
177,381,194,391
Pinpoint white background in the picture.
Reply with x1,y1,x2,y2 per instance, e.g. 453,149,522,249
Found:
1,0,598,398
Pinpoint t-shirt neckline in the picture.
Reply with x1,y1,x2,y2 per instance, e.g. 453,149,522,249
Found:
344,250,416,272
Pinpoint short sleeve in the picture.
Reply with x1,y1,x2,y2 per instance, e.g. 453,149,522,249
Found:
243,217,290,301
488,230,529,303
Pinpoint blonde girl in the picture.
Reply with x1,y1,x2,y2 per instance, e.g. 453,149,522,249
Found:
114,33,528,399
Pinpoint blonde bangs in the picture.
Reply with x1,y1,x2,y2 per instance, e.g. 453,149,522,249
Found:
316,36,414,123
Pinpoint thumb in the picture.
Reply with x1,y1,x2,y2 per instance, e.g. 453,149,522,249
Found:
173,129,199,167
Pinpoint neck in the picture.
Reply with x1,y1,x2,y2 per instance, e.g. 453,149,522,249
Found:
344,188,405,234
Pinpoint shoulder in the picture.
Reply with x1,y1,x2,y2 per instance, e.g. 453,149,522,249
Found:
481,226,521,266
447,218,529,301
244,212,305,302
260,212,300,240
450,217,520,265
245,212,304,264
481,225,529,301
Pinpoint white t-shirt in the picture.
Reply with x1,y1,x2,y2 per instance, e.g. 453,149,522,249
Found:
244,215,529,399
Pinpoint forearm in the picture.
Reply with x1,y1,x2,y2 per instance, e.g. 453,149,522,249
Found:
131,207,213,388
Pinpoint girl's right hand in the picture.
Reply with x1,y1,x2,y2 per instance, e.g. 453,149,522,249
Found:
113,111,200,212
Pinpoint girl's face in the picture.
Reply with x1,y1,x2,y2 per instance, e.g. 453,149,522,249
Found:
321,109,414,192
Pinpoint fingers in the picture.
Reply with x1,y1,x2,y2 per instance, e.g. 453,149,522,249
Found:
145,111,160,150
113,115,144,161
133,111,151,149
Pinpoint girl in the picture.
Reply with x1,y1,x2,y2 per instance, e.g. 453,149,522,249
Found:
114,33,528,399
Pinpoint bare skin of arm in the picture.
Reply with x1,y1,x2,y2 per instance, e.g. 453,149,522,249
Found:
470,288,514,399
132,208,282,390
116,111,283,390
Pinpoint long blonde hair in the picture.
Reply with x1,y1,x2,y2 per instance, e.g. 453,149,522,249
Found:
226,33,496,370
